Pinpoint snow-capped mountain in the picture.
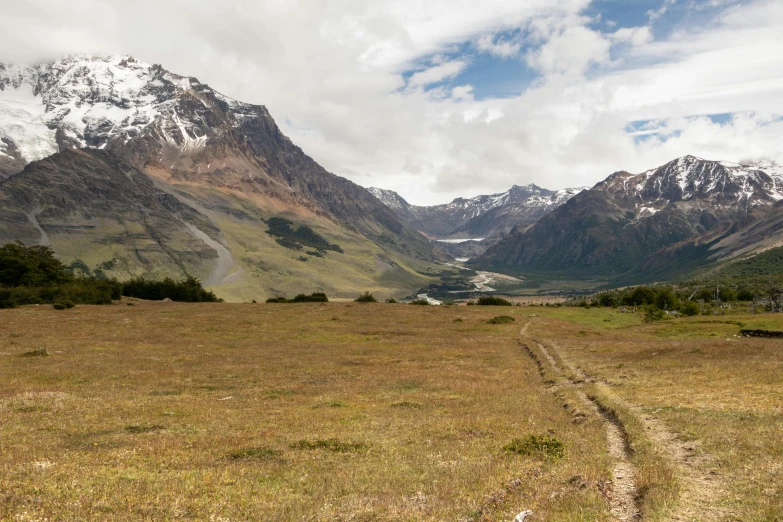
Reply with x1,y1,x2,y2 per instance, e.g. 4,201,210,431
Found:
598,155,783,214
0,55,444,301
476,155,783,282
0,55,258,176
368,183,585,238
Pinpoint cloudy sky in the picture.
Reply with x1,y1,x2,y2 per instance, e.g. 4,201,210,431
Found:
2,0,782,204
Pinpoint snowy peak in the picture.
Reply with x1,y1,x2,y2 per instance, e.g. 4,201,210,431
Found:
368,187,410,211
0,55,259,167
621,155,783,209
369,182,585,238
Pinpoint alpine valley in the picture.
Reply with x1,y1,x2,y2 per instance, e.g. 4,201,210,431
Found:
2,55,783,299
0,55,447,301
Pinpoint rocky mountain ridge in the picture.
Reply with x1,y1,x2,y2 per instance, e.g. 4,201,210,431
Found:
476,155,783,282
368,183,586,239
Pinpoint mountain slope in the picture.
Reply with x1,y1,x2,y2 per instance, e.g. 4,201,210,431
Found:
476,156,783,282
369,184,584,239
0,149,221,279
0,55,445,299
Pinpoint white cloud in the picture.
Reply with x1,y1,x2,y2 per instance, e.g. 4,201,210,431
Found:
610,26,653,47
475,34,522,58
0,0,781,205
407,60,469,88
526,25,611,75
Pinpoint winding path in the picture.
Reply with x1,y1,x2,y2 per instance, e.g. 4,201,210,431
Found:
518,320,726,521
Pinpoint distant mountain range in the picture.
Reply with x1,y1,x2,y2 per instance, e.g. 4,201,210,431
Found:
368,184,586,239
476,155,783,283
0,55,445,301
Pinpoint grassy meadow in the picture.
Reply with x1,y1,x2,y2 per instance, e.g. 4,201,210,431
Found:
1,301,781,520
1,301,608,521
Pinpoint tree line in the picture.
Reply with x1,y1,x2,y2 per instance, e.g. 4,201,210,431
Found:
0,242,220,309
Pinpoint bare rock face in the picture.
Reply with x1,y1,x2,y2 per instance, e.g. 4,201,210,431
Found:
475,156,783,283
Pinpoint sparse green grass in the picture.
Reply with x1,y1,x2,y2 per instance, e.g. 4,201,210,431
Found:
0,301,609,521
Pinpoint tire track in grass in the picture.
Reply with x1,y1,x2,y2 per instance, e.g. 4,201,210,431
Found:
518,323,641,521
521,323,727,521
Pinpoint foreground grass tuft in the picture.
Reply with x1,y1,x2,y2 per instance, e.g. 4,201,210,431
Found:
124,424,165,434
228,447,284,461
504,434,564,459
290,438,368,453
22,347,49,357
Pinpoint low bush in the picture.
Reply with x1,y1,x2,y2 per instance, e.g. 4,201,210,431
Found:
409,299,430,305
476,296,512,306
643,306,666,323
488,315,515,324
292,292,328,303
52,300,75,310
355,292,377,303
267,293,329,303
385,298,398,303
22,347,49,357
0,278,122,308
503,434,564,459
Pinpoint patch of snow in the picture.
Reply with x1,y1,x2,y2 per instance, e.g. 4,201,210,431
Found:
0,82,58,161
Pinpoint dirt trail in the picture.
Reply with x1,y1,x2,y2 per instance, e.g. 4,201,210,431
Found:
520,329,640,521
596,386,726,522
520,322,726,522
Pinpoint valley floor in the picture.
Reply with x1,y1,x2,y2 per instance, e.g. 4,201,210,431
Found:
1,302,781,520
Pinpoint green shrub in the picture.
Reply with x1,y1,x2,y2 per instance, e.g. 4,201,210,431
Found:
476,296,512,306
679,300,699,316
736,288,755,301
291,292,328,303
488,315,515,324
355,292,377,303
385,298,398,303
504,434,564,459
267,293,329,303
52,300,75,310
0,242,72,287
643,306,666,322
122,276,220,302
409,299,430,305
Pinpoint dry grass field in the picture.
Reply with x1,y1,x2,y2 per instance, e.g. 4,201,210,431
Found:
2,302,781,521
1,301,608,521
